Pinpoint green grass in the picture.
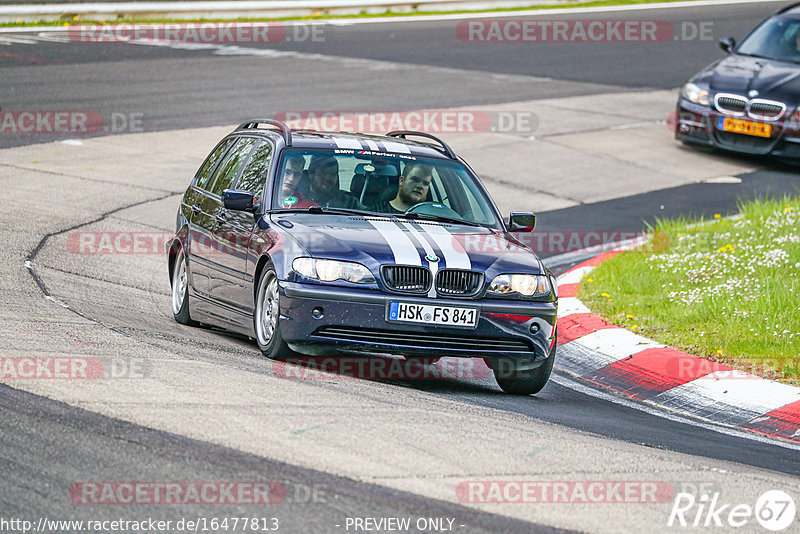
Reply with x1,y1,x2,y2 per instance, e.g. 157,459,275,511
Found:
0,0,701,27
578,196,800,385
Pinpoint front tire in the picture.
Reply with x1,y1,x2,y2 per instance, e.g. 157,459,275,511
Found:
493,343,556,396
254,263,292,359
172,247,198,326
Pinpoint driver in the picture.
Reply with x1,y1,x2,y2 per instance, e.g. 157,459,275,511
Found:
370,162,433,214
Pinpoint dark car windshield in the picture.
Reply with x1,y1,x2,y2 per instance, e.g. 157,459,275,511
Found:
737,16,800,63
272,148,501,228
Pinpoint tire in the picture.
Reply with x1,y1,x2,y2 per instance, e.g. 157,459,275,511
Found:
254,262,293,359
493,343,556,396
171,247,198,326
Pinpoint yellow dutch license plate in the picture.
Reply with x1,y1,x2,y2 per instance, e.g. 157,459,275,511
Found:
717,117,772,138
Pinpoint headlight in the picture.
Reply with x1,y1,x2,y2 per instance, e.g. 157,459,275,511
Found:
681,82,710,106
292,257,375,284
487,274,551,298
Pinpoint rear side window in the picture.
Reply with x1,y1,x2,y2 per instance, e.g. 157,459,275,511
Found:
195,138,235,190
209,138,258,197
235,141,273,201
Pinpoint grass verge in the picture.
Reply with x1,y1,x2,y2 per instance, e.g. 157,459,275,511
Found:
578,195,800,385
2,0,706,28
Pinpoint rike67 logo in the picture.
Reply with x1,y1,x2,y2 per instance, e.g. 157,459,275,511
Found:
668,489,796,531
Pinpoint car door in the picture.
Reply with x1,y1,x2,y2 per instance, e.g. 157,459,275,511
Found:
186,136,236,296
211,139,275,312
191,137,258,305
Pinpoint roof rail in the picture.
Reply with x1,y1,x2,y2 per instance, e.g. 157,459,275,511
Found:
237,119,292,147
385,130,457,159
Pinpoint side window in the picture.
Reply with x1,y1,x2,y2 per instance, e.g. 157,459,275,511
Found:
234,141,273,201
209,138,257,197
196,138,235,190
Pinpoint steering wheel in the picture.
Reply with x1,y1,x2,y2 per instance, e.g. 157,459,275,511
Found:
405,202,463,219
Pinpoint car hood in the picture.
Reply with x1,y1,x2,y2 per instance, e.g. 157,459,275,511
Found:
270,213,544,276
706,54,800,104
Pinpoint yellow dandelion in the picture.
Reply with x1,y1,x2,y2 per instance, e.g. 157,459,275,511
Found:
587,278,593,283
632,325,639,330
716,350,723,354
626,314,634,319
73,15,79,21
601,292,610,297
714,214,721,219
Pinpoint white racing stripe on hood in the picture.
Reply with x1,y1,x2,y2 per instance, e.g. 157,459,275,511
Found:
403,222,439,298
333,137,362,149
419,223,471,270
365,139,380,151
366,218,422,266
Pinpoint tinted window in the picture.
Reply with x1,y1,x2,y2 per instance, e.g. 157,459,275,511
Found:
235,141,273,201
196,138,235,190
209,138,257,197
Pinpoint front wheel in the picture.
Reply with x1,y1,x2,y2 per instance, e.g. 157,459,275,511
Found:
254,263,293,359
492,343,556,396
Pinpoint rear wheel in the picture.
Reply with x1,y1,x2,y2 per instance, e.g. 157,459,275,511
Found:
254,263,293,359
492,343,556,396
171,247,198,326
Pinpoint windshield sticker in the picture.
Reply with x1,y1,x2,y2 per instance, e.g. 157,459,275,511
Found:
356,150,416,160
282,196,298,208
363,164,376,172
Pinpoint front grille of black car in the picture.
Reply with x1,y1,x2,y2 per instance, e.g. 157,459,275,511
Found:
715,95,747,115
748,100,786,120
435,269,483,296
382,265,431,293
715,94,786,121
312,326,533,353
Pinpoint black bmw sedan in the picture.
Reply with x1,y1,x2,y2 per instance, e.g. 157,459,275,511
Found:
675,2,800,158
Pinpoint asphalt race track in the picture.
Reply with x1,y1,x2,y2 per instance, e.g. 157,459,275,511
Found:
1,2,800,533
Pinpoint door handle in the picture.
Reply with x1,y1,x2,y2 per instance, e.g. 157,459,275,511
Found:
191,205,202,214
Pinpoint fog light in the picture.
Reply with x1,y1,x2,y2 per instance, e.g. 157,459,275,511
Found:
312,307,324,319
529,323,540,334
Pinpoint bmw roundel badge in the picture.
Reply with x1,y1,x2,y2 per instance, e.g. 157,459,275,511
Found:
425,254,439,262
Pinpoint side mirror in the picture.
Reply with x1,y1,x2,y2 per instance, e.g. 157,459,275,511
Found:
222,189,256,212
508,212,536,232
719,37,735,54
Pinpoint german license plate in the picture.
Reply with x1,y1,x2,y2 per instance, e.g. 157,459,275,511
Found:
387,302,479,328
717,117,772,138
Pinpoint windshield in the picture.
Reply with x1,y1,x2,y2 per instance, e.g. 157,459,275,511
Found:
737,16,800,63
272,148,501,228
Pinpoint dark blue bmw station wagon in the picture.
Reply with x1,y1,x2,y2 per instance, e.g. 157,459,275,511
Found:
167,120,558,394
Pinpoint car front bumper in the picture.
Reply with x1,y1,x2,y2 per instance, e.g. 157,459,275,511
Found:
279,281,557,363
675,100,800,158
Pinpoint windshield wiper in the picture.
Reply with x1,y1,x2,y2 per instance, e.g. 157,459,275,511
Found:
396,212,485,228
